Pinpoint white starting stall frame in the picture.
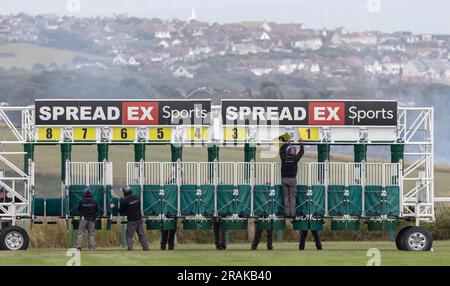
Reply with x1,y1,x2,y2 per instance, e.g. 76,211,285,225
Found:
0,103,446,251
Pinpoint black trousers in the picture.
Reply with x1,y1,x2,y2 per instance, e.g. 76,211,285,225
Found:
299,230,322,250
160,219,177,249
252,228,273,248
213,219,226,248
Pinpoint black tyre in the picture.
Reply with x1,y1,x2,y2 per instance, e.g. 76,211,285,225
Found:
401,226,433,251
395,226,412,250
0,226,30,250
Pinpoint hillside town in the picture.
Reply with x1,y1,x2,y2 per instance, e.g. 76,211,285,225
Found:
1,11,450,91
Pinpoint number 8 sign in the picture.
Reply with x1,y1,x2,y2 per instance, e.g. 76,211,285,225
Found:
37,127,61,141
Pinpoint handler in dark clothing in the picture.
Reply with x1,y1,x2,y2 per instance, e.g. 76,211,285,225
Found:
213,218,227,250
251,226,273,250
160,224,176,250
299,230,323,250
76,187,98,251
111,186,149,251
279,138,304,218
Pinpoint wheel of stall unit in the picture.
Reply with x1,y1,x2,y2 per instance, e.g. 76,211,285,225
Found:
395,226,412,250
0,226,30,250
401,226,433,251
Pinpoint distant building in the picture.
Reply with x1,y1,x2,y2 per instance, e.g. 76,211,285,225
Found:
173,66,194,79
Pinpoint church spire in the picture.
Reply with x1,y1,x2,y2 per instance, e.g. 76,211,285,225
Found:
189,8,197,21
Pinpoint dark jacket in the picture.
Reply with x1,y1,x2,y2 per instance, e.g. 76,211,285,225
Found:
279,143,304,178
78,198,98,222
116,194,142,222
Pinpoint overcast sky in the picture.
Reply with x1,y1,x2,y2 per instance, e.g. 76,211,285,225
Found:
1,0,449,34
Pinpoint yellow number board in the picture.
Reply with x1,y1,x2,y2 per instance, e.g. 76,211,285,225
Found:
186,127,208,141
37,127,61,141
113,127,135,141
299,127,320,141
149,127,172,141
73,127,96,141
223,127,246,141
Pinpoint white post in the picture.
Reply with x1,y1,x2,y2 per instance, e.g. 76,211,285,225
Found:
176,159,181,216
361,160,366,217
140,160,144,214
213,160,218,217
250,160,255,217
324,160,329,217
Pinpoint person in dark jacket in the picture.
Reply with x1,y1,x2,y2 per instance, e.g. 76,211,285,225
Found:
213,218,227,250
111,186,149,251
299,230,323,250
76,187,98,251
160,225,176,250
279,137,304,218
251,225,273,250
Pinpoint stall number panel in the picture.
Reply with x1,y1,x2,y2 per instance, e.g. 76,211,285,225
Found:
37,127,61,141
298,127,320,141
223,127,246,142
149,127,172,142
185,127,209,141
73,127,97,141
112,127,136,141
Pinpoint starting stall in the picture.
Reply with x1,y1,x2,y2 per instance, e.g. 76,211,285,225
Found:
0,99,446,251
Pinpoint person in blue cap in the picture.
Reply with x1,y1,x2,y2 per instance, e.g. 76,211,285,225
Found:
76,187,98,251
110,186,149,251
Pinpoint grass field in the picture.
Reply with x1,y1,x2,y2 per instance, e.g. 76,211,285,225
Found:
0,43,107,69
1,241,450,266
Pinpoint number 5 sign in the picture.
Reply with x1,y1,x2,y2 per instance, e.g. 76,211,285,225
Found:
149,127,172,142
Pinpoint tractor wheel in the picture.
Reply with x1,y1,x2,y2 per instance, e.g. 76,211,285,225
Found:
0,226,30,250
401,226,433,251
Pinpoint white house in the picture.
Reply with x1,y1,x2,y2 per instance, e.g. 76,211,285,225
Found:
382,56,404,75
192,30,203,37
171,39,182,46
262,22,272,33
364,58,383,74
278,60,304,75
232,43,260,55
155,31,171,39
128,57,140,66
158,40,170,48
173,66,194,79
292,37,323,51
112,54,128,66
310,63,320,74
259,31,271,41
251,67,273,76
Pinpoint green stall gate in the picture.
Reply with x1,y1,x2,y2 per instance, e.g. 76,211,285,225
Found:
123,160,402,232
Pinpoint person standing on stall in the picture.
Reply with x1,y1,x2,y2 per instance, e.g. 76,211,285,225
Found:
280,135,304,218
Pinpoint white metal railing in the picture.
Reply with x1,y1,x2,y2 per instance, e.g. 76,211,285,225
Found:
125,161,400,189
66,161,112,186
365,163,385,186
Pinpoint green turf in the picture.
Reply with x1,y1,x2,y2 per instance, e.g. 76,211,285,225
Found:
1,241,450,266
0,43,107,69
